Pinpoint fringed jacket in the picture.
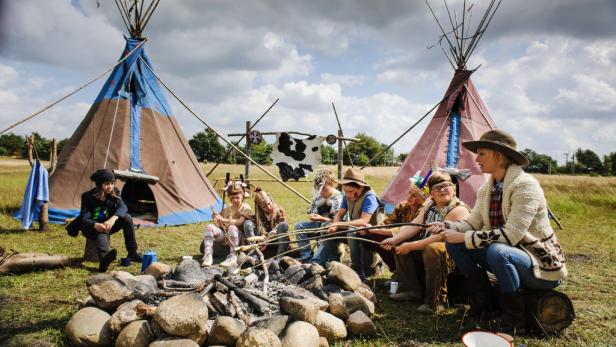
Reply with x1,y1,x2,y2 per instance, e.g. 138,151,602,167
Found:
446,164,567,281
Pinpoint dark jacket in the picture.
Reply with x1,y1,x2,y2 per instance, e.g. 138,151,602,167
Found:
79,187,128,230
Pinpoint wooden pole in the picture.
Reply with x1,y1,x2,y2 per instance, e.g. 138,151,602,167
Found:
337,129,344,180
245,121,252,180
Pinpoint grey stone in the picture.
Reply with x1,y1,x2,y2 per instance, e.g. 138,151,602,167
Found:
326,261,361,291
87,275,133,310
280,321,320,347
149,336,200,347
173,259,207,284
279,297,319,324
202,266,224,282
153,293,208,342
211,292,236,317
344,291,374,315
284,264,306,284
251,315,290,336
308,263,326,276
327,293,348,320
346,310,376,336
110,270,135,281
236,327,281,347
279,256,302,270
143,262,172,280
355,283,377,304
116,276,157,302
207,316,246,346
115,320,154,347
109,299,144,333
342,291,373,316
65,307,113,347
321,283,342,295
280,285,329,311
300,275,325,293
313,311,347,342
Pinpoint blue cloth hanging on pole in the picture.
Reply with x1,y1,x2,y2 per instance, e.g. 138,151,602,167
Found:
446,112,461,168
14,160,49,229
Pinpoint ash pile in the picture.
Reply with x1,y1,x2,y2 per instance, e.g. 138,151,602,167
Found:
65,255,378,347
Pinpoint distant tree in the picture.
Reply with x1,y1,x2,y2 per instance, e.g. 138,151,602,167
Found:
188,129,226,163
397,153,408,164
575,148,603,175
345,133,382,166
521,148,557,174
0,132,26,157
22,132,52,160
250,141,273,165
603,152,616,176
56,138,69,155
320,145,337,165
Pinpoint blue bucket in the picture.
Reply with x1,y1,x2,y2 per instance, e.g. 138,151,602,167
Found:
141,250,157,273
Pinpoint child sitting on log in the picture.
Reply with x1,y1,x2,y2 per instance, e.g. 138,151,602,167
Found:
69,169,143,272
202,181,254,267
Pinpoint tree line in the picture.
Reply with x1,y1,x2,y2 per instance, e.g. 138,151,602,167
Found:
2,130,615,175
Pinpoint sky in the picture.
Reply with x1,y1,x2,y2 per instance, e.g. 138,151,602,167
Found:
0,0,615,165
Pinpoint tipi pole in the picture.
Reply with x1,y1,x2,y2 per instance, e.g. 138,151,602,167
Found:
337,129,344,180
245,121,252,179
141,59,311,204
360,70,474,169
332,103,354,168
0,40,146,136
206,98,279,177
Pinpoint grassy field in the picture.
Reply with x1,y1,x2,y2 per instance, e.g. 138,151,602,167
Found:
1,159,615,346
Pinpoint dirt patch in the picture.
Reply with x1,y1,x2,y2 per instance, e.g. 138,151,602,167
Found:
567,253,593,263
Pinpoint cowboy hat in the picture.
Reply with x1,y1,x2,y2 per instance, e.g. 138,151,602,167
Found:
463,129,529,166
339,168,370,187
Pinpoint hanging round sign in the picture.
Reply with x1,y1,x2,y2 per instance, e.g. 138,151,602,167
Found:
247,130,263,145
326,134,338,145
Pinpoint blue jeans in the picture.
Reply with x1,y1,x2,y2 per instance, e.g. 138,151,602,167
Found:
446,242,560,293
294,221,325,261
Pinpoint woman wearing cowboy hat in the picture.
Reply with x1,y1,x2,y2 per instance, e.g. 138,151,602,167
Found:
427,129,567,333
311,167,380,281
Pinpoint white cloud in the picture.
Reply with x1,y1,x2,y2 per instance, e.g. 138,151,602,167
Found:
320,73,365,87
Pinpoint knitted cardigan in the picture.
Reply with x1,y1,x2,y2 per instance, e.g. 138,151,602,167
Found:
446,164,567,281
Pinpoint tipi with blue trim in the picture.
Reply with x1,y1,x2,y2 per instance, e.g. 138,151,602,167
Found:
48,1,221,225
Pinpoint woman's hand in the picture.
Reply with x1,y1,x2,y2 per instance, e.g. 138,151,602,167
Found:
380,237,397,251
309,213,322,222
426,222,446,235
395,242,415,255
440,229,465,243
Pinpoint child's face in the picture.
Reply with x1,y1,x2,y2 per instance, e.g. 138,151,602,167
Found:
259,196,274,213
229,193,243,206
101,181,115,194
320,183,334,196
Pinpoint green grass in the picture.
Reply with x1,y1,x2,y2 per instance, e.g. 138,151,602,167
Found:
1,160,615,346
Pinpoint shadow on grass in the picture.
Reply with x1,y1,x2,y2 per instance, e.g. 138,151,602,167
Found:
0,317,66,346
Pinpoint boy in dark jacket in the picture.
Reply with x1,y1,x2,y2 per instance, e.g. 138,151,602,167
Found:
76,169,142,272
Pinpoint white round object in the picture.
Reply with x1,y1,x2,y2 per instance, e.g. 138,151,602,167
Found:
462,331,511,347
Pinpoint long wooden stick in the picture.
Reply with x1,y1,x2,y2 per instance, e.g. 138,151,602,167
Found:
206,98,279,177
141,59,311,204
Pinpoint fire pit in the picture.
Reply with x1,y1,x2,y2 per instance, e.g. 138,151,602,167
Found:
65,255,378,346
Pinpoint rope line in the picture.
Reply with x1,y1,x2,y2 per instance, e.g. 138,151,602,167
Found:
1,40,147,135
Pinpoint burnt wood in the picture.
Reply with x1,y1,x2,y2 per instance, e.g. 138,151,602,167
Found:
214,274,268,315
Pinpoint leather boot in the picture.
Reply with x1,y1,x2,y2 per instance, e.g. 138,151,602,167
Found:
496,290,526,335
465,271,498,319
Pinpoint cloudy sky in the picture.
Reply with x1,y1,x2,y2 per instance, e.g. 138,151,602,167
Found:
0,0,614,164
